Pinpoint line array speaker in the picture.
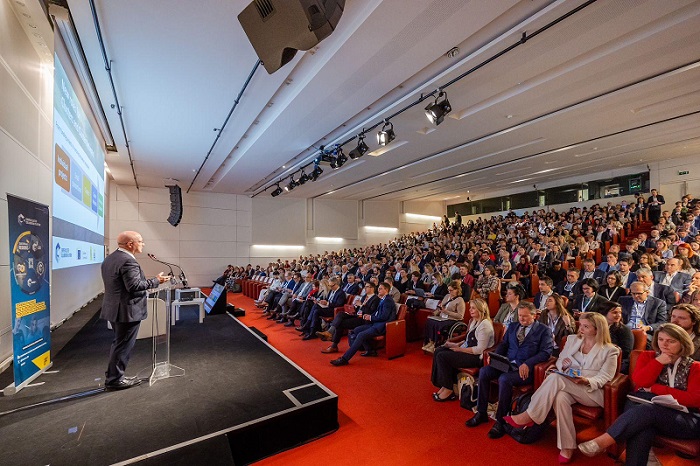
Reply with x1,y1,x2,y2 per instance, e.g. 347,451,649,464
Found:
167,185,183,227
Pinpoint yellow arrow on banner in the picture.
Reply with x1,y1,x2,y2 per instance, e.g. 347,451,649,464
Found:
32,351,51,370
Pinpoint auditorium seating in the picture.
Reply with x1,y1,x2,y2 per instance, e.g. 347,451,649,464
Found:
370,304,408,359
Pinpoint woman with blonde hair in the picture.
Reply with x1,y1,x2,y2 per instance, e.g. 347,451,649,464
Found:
430,298,495,401
505,312,619,463
579,323,700,465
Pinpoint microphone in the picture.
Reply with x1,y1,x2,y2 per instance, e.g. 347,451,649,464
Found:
147,253,175,278
148,253,189,289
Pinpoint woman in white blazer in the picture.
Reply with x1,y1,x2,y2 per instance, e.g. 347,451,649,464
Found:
504,312,619,463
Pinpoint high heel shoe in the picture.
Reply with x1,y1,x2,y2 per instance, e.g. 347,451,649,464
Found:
503,415,534,429
432,392,457,402
577,440,604,457
557,453,573,464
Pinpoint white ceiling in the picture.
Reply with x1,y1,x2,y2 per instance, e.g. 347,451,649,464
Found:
64,0,700,204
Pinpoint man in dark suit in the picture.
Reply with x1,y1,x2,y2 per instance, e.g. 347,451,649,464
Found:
466,301,553,438
341,274,361,295
580,258,606,285
533,277,554,311
647,189,665,225
300,277,346,340
554,269,582,300
319,282,380,353
653,258,691,295
101,231,169,390
635,267,677,308
619,281,668,344
330,282,397,365
567,278,612,315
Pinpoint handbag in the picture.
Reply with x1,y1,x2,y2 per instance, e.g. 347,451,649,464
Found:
457,372,478,410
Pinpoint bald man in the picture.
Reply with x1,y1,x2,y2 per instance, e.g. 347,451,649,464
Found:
101,231,169,389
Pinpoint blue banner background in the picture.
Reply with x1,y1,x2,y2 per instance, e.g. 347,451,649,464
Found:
7,194,51,386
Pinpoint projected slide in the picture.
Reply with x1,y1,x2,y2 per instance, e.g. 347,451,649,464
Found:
52,55,105,270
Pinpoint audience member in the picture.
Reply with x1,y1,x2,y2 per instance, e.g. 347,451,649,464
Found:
422,283,466,353
538,294,576,356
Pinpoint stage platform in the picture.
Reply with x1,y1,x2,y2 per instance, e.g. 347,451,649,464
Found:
0,300,338,465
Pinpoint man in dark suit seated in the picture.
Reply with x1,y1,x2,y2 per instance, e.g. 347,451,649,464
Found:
330,282,397,365
299,277,346,340
635,267,677,308
341,274,361,295
101,231,169,390
554,269,582,300
319,282,380,353
619,281,667,346
466,301,553,438
653,257,691,295
567,278,612,315
533,277,554,312
580,258,605,285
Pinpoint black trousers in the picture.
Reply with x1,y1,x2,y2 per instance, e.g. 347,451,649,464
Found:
424,318,458,344
331,313,365,345
106,321,141,384
431,346,482,390
608,400,700,466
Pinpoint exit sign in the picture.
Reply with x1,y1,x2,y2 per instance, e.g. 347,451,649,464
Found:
679,170,690,175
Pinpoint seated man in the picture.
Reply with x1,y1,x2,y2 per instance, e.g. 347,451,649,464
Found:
299,277,346,340
319,282,380,353
653,257,691,295
341,274,361,295
533,277,554,312
466,301,553,438
330,282,397,365
635,267,677,308
266,272,298,319
619,281,667,345
670,303,700,360
580,258,605,285
554,269,581,300
277,274,314,324
597,253,619,274
494,285,525,329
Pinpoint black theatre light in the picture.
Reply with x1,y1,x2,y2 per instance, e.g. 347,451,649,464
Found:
425,91,451,125
298,170,309,185
330,146,347,169
285,178,297,192
377,121,395,146
271,183,283,197
310,164,323,181
348,133,369,159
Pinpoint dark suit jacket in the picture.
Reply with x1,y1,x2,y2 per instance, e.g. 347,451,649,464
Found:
554,280,582,299
651,282,677,307
581,269,606,285
100,250,159,323
653,271,691,294
618,295,668,334
567,293,612,315
326,289,347,310
494,321,553,369
367,296,397,333
357,294,380,316
342,282,361,296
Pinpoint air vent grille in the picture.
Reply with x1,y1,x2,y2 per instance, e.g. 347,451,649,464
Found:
254,0,275,19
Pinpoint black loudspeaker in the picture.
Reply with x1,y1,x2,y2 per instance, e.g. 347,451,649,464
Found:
167,185,183,227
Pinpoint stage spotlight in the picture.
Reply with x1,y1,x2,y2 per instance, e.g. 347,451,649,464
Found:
310,164,323,181
298,171,309,185
425,91,451,125
285,178,297,192
271,184,283,197
377,121,395,146
348,133,369,159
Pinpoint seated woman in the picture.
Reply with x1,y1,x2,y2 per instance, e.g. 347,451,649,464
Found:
538,293,576,357
421,283,466,353
406,273,447,310
504,312,619,463
498,261,518,295
599,271,626,303
515,255,532,293
578,323,700,466
430,298,495,401
475,265,500,299
602,302,634,373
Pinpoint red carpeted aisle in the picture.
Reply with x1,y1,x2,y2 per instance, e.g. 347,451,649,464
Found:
220,292,693,466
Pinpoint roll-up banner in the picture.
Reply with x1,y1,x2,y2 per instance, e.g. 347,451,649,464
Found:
5,194,52,395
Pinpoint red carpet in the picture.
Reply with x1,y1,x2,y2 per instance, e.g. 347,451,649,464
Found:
219,292,694,466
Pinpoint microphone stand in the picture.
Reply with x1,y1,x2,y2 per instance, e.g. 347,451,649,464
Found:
149,254,189,289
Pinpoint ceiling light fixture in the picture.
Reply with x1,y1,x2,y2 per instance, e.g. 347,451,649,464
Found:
330,145,347,169
424,90,451,125
271,183,283,197
298,170,309,185
348,133,369,159
377,121,395,146
285,178,297,191
310,163,323,181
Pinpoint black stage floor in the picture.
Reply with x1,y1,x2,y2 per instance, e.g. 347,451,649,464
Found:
0,302,338,465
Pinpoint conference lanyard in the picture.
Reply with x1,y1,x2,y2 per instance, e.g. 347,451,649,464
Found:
667,358,681,389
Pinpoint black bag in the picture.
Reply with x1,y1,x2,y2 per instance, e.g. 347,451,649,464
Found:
503,393,548,444
458,373,478,410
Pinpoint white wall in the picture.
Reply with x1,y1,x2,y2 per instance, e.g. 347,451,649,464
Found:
0,0,53,364
652,154,700,202
107,185,252,287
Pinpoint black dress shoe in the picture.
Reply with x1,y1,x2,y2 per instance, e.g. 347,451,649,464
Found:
360,350,378,357
295,326,304,332
488,421,506,439
466,411,489,427
105,378,142,390
284,321,295,327
330,357,349,366
302,333,317,341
